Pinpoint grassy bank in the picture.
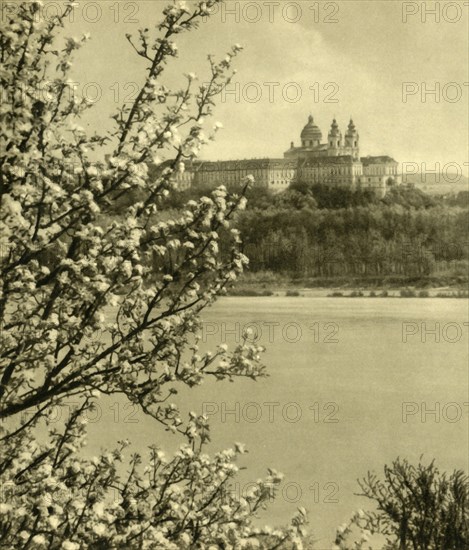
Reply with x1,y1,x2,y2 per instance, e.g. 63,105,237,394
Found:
225,271,469,297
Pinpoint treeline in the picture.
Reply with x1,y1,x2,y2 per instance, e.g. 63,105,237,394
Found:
228,183,469,282
156,180,469,283
236,204,469,280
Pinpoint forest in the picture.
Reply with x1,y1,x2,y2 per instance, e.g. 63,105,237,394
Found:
161,180,469,287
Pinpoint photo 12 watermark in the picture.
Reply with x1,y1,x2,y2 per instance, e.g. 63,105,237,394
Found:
201,400,340,424
402,82,468,103
401,162,469,184
208,81,340,104
402,1,469,23
1,80,143,107
201,320,340,344
221,479,339,505
401,321,469,343
201,1,340,24
402,401,469,423
1,1,141,24
18,400,141,426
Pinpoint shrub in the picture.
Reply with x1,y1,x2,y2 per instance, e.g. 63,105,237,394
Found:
400,288,417,297
351,458,469,550
286,289,301,297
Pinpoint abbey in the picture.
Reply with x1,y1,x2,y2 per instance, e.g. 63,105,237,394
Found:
167,115,400,197
284,115,400,196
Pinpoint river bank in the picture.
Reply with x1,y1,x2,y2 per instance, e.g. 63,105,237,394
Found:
227,287,469,298
226,273,469,298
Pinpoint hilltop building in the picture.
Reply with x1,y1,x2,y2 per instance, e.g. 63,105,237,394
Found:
165,115,400,197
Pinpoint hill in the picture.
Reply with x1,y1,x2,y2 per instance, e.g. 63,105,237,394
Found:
402,172,469,196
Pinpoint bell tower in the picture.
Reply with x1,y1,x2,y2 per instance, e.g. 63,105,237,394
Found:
344,118,359,159
327,118,342,156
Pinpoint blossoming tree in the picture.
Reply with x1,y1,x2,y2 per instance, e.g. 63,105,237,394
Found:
0,1,308,547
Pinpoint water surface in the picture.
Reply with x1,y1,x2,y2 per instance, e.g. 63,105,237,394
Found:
86,297,469,544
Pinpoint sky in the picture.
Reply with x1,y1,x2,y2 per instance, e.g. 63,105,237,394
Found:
60,0,468,176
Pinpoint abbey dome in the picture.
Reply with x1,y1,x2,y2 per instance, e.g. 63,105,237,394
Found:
300,115,323,145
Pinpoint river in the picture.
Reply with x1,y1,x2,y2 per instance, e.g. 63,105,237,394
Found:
84,296,469,545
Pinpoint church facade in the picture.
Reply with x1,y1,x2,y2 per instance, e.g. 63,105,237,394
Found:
169,115,400,197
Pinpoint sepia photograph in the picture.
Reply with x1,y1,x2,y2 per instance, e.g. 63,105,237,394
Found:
0,0,468,548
